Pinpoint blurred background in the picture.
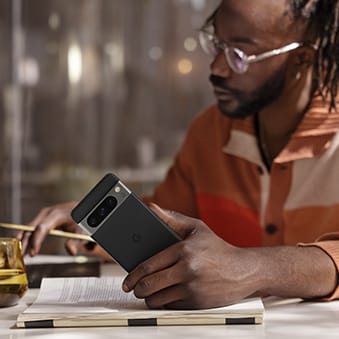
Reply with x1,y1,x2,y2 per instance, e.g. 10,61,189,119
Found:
0,0,218,238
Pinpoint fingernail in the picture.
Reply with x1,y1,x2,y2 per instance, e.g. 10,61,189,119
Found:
68,245,77,256
30,249,36,256
66,240,79,256
150,203,164,214
122,281,130,292
149,202,160,210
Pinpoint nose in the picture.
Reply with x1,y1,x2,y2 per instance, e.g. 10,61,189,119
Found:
210,51,232,78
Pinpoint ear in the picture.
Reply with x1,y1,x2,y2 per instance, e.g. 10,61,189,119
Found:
286,45,316,79
289,45,316,70
295,46,316,66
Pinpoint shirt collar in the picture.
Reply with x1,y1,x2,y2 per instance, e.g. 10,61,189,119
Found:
223,95,339,163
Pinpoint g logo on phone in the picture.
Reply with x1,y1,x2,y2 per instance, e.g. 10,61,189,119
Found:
132,233,142,243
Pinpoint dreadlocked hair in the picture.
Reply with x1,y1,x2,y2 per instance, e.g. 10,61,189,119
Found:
291,0,339,112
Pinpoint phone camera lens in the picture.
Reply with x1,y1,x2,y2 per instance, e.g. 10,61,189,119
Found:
106,196,117,208
87,196,117,228
98,207,106,217
87,215,98,227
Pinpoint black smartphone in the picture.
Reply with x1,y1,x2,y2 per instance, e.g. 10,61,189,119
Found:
71,173,181,272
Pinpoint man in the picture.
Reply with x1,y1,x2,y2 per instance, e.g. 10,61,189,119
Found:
18,0,339,309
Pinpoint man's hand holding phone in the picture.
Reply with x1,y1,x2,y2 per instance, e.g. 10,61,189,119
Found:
122,203,259,310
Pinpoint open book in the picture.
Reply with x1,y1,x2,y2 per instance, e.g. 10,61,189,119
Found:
17,277,264,328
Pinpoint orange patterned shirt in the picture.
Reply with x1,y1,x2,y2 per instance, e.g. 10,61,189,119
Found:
149,95,339,300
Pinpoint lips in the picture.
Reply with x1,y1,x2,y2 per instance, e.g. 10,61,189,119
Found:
213,87,233,100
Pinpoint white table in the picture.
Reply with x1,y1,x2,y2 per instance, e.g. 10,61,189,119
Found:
1,261,339,338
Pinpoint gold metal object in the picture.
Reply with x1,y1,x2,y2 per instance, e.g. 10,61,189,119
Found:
0,223,92,242
0,238,28,307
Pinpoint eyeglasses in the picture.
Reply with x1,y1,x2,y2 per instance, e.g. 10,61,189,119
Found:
199,29,304,74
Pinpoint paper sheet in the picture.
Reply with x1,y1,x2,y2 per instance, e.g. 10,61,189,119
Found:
25,277,145,313
24,277,264,316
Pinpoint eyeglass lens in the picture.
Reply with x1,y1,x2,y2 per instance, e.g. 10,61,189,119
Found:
199,31,248,74
226,48,248,73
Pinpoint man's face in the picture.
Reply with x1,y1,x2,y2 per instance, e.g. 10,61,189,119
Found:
209,0,298,119
209,65,287,120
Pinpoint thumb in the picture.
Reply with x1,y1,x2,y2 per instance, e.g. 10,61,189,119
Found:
65,239,80,256
149,203,197,239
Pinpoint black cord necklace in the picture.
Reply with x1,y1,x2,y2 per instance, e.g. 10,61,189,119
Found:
254,113,272,171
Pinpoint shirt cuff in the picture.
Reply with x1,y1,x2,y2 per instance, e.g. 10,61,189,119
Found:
299,236,339,301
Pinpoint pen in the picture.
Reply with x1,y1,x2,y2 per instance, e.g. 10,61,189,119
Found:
0,223,93,242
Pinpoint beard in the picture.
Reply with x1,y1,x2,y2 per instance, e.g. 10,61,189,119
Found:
209,65,287,119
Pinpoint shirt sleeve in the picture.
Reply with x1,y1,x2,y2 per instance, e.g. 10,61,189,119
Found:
299,232,339,300
143,104,230,218
143,123,200,218
143,155,198,217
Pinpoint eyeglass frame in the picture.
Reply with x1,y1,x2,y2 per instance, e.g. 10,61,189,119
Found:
198,29,313,74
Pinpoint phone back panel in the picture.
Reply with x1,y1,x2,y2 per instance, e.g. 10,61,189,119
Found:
91,193,179,272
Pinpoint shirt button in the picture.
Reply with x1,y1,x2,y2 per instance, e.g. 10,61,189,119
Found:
257,166,264,175
265,224,278,234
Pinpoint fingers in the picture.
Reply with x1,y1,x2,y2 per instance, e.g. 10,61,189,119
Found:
28,207,52,231
149,203,197,239
18,207,52,253
20,231,35,255
145,285,187,309
29,212,74,256
121,205,237,309
126,260,189,309
122,242,181,292
133,262,184,299
15,230,24,242
18,202,78,256
65,239,81,256
131,261,199,309
122,205,211,308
